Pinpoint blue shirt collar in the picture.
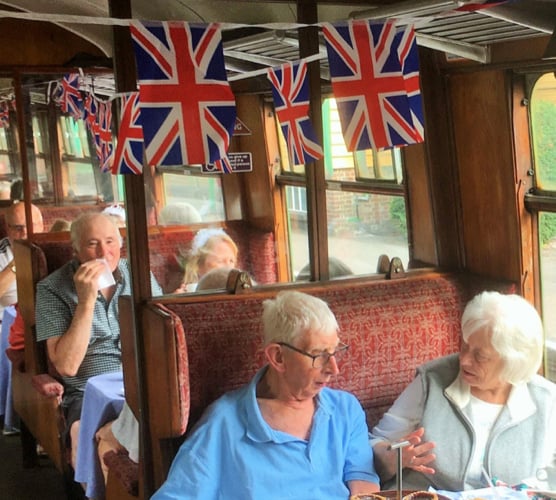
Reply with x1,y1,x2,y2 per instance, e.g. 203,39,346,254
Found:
244,365,333,444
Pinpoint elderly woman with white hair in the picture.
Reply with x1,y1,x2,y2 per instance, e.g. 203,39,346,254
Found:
370,291,556,492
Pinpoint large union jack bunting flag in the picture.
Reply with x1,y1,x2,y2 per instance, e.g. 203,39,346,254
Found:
323,20,423,150
55,73,83,121
111,92,144,175
130,21,236,167
395,25,424,142
267,61,323,166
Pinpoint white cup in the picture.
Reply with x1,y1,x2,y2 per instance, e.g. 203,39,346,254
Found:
96,258,116,289
537,466,556,490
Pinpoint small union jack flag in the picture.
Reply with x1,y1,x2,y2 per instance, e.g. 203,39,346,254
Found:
267,60,323,166
83,93,98,133
0,101,10,128
55,73,83,121
395,25,424,142
323,20,422,151
111,92,144,175
93,100,113,172
130,21,236,167
211,156,233,174
456,0,508,12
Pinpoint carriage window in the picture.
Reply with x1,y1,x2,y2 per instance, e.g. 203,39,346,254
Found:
57,115,100,200
539,212,556,381
531,74,556,191
530,73,556,382
279,97,409,280
19,74,120,205
0,77,19,200
159,168,225,223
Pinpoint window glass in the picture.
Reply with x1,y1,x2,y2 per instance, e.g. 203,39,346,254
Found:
280,97,410,281
31,110,53,200
530,73,556,383
531,73,556,191
285,185,310,279
539,212,556,382
160,170,225,223
0,78,19,200
327,190,408,275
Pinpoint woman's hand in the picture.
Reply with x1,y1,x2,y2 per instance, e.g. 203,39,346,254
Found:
401,427,436,474
373,427,436,482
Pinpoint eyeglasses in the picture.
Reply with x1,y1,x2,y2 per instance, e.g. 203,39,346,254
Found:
277,342,349,369
8,224,26,233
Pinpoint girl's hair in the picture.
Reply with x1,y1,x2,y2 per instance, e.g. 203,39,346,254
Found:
182,228,238,286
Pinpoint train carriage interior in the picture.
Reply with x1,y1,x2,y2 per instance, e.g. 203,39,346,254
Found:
0,0,556,498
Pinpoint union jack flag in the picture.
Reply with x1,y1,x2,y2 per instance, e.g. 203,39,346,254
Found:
111,92,144,175
83,93,98,133
55,73,83,121
267,60,323,166
0,101,10,128
455,0,508,12
93,100,113,172
211,156,233,174
130,21,236,167
395,25,424,142
323,20,422,150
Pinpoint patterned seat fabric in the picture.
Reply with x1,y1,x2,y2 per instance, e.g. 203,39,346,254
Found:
168,272,515,431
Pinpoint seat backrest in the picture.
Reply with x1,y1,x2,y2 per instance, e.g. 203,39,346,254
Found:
119,296,190,489
14,235,75,375
13,240,48,374
128,269,516,492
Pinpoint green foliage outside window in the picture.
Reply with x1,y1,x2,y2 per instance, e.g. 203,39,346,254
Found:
532,99,556,188
389,197,407,237
532,99,556,245
540,212,556,246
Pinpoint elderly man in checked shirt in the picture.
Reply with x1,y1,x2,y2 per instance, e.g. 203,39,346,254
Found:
35,212,162,469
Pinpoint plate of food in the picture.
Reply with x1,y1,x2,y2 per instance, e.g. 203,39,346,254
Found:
351,491,449,500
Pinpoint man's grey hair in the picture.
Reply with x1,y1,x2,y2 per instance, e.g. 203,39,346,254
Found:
262,290,338,346
70,212,122,252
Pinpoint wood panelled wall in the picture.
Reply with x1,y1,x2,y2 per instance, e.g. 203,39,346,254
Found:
412,39,547,298
449,70,519,280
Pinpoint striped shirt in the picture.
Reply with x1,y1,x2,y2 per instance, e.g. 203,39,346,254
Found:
35,258,162,402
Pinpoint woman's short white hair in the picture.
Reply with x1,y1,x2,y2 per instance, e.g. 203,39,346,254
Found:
262,290,338,346
461,291,543,384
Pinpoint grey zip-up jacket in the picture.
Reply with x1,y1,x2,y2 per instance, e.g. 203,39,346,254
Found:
395,354,556,491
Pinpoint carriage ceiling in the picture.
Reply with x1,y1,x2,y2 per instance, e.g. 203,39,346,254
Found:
0,0,555,76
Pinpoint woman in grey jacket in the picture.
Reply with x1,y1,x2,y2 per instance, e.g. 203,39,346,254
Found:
370,291,556,492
